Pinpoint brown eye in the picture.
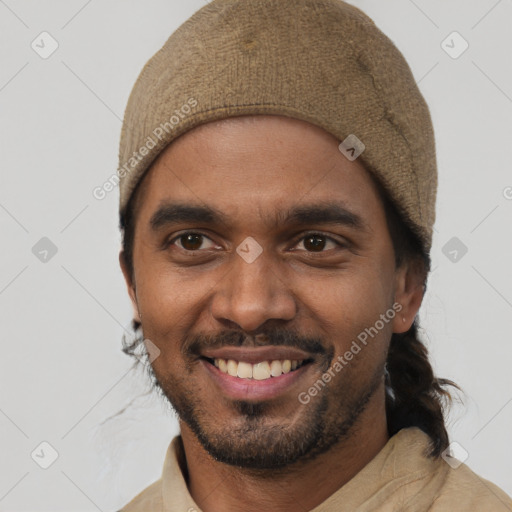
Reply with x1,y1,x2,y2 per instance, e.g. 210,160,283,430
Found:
303,235,327,252
295,233,344,253
169,232,216,251
181,234,203,250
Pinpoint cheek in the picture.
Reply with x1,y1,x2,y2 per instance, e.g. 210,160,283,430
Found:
135,248,203,317
296,266,395,356
134,265,219,358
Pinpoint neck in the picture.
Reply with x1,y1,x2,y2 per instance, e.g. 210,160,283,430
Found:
179,387,389,512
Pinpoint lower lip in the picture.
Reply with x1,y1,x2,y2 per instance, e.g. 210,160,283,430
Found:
202,359,312,401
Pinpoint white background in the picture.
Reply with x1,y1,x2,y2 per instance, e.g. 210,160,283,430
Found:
1,1,511,510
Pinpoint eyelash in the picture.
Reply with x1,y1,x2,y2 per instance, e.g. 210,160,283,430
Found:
166,231,347,253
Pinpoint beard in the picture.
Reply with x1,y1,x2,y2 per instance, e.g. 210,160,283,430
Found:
146,327,385,471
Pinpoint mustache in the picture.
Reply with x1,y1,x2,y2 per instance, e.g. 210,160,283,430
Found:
185,329,329,358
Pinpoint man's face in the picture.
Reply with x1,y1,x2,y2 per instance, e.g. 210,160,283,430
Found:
121,115,407,469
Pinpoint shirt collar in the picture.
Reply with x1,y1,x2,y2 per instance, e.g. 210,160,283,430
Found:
160,427,439,511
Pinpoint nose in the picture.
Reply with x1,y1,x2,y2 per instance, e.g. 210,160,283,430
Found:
210,248,297,333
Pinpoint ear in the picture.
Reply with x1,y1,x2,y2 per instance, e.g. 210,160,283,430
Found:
119,250,141,324
391,258,426,334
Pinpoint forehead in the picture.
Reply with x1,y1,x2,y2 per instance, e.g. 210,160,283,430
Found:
132,115,385,229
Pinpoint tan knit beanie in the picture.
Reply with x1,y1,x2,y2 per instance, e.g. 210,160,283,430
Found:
118,0,437,253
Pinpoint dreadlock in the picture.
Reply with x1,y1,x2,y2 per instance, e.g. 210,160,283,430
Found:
376,178,460,457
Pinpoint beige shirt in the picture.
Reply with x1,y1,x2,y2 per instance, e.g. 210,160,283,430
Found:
119,427,512,511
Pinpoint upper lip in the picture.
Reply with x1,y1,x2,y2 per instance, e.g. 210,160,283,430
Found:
201,346,314,364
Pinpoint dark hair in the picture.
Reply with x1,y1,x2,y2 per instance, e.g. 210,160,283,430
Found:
374,180,460,458
119,170,460,458
119,176,142,286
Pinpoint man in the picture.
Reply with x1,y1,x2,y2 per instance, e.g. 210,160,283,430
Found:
116,0,512,510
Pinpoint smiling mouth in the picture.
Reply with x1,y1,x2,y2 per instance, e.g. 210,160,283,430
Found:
202,357,313,381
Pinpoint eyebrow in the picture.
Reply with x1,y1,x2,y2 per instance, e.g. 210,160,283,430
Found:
149,200,368,232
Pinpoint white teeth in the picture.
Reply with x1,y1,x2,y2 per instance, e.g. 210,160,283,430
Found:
212,358,304,380
270,360,282,377
253,361,271,380
218,359,228,373
227,359,238,377
237,361,253,379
